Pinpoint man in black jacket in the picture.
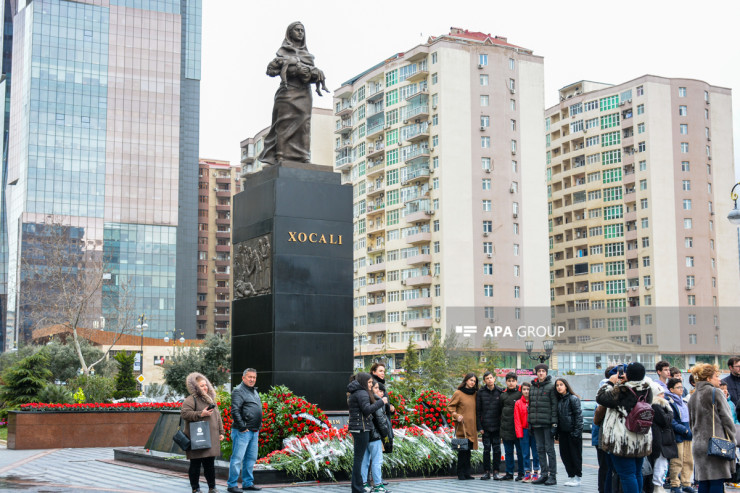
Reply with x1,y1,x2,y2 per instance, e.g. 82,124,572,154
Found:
227,368,263,493
722,357,740,407
529,363,558,486
477,371,503,480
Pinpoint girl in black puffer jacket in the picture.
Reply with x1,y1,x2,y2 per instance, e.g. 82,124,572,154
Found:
555,377,583,487
347,373,387,493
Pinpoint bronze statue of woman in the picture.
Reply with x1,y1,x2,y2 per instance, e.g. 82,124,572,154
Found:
258,22,328,166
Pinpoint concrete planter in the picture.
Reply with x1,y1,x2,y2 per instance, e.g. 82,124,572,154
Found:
7,410,161,450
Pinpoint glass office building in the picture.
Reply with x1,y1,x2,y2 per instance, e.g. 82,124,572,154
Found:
3,0,201,347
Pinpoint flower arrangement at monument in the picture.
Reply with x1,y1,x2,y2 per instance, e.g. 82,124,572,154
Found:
412,390,452,430
257,385,331,457
19,402,182,412
255,424,481,480
386,390,412,427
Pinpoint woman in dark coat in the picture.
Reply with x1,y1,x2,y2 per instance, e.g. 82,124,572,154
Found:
347,372,387,493
181,372,225,493
555,377,582,487
688,363,736,493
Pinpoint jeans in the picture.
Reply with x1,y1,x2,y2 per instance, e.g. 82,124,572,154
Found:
481,430,501,473
351,431,371,493
189,456,215,490
520,429,540,472
609,454,644,493
698,479,727,493
597,448,610,493
502,438,523,475
227,429,259,488
558,434,582,477
531,427,557,477
361,439,383,485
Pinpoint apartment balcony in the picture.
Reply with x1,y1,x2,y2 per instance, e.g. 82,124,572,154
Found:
402,105,430,122
367,83,384,102
403,275,432,287
367,302,386,313
367,322,387,333
405,125,430,143
367,262,386,274
406,318,433,329
625,228,638,242
335,155,353,170
215,244,231,253
404,210,433,223
366,182,385,198
366,142,385,159
334,120,353,135
215,259,230,268
405,232,431,245
366,121,385,140
335,101,353,117
335,84,352,99
367,241,385,253
406,297,432,308
214,299,230,307
405,253,431,266
196,314,208,321
401,167,430,185
215,217,231,226
214,271,230,280
406,70,429,84
403,146,431,163
366,282,386,294
215,204,231,212
215,175,231,184
366,159,385,177
214,285,230,294
215,190,232,199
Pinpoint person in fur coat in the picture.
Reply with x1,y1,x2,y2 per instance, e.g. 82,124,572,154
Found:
688,363,736,493
181,372,225,493
596,362,653,493
647,381,678,493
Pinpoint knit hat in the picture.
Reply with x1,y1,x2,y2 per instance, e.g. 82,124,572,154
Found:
626,362,646,382
534,363,549,372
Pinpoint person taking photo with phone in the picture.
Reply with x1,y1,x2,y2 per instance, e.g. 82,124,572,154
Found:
182,372,225,493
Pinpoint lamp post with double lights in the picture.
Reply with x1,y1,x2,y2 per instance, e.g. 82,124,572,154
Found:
524,339,555,364
354,331,364,370
728,182,740,225
135,314,148,389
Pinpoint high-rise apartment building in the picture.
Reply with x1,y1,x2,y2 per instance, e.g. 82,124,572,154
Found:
0,0,13,351
197,158,240,337
240,107,334,176
333,28,549,369
545,76,740,372
4,0,202,347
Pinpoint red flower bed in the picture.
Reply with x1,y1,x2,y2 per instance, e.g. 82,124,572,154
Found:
413,390,452,430
387,390,412,427
20,402,182,412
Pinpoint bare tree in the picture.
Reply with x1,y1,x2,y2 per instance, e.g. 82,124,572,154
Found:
19,215,138,375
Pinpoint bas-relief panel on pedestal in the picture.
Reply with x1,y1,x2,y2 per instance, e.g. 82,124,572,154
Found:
233,234,271,299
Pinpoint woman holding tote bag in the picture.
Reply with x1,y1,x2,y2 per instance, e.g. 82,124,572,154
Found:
182,372,225,493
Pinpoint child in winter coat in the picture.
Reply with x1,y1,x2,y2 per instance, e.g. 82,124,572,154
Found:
555,377,583,487
514,381,541,483
648,381,678,493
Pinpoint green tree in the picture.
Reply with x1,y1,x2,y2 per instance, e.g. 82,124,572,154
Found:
421,330,448,393
37,383,74,404
479,337,504,375
395,339,422,398
163,334,231,396
69,374,115,403
112,351,139,399
444,332,478,389
41,337,116,383
0,352,53,406
0,345,39,375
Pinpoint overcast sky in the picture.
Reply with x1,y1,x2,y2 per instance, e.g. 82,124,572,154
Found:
199,0,740,181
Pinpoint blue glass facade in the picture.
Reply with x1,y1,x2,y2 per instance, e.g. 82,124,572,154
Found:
27,0,108,218
0,0,13,350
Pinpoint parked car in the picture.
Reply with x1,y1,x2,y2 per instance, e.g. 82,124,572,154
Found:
581,399,597,433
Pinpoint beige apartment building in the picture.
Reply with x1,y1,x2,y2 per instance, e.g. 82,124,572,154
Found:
545,76,740,372
197,158,242,337
240,107,335,175
332,28,550,369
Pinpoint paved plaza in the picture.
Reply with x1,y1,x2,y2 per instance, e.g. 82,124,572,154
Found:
0,439,604,492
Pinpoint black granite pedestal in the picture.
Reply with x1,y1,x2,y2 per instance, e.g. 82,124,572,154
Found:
231,163,353,411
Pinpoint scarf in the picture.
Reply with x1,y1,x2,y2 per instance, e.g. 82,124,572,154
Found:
461,386,477,395
667,390,689,422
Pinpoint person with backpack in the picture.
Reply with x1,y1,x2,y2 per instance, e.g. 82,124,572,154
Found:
647,381,678,493
555,377,583,487
360,380,392,493
499,372,524,481
596,362,653,493
514,381,541,483
666,377,694,493
529,363,558,486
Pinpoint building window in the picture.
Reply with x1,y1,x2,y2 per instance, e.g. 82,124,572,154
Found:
642,256,650,267
681,161,690,172
481,136,491,148
484,285,493,297
514,286,520,298
509,58,515,70
481,95,489,106
637,86,644,96
679,87,687,97
638,141,646,152
482,200,491,212
484,264,493,275
513,244,520,256
679,105,687,116
479,54,488,66
686,256,694,267
431,52,437,64
682,180,691,191
637,104,644,115
481,115,490,128
482,179,491,190
639,160,647,171
689,334,697,344
480,74,489,86
688,295,696,306
683,199,692,210
483,220,492,233
638,123,645,134
686,275,695,288
641,237,650,247
680,124,688,135
431,73,438,84
680,142,689,153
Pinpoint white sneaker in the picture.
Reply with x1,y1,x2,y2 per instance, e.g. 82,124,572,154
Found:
572,477,581,486
563,477,577,486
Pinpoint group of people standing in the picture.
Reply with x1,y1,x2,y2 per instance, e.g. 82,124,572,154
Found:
593,360,739,493
446,363,584,486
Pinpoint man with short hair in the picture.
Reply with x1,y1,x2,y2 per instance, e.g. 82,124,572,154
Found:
227,368,263,493
529,364,558,486
476,370,503,480
499,372,524,481
655,361,671,393
722,357,740,407
670,367,688,398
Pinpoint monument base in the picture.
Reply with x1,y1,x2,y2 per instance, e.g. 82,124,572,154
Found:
231,163,353,411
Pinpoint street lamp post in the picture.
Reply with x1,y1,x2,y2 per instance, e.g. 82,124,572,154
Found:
524,339,555,364
135,314,148,389
354,331,363,370
728,182,740,225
